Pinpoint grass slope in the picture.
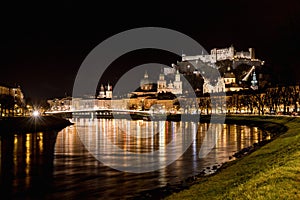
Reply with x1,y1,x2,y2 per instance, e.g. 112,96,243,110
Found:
166,116,300,200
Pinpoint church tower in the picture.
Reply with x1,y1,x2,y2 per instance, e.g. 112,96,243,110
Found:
251,71,258,90
157,69,167,93
106,83,112,98
98,84,105,98
173,70,182,94
140,71,152,90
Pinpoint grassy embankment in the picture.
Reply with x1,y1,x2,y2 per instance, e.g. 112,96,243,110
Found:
166,116,300,200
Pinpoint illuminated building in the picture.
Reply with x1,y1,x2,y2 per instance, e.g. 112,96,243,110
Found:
0,84,25,116
157,70,182,94
181,45,258,64
97,83,113,99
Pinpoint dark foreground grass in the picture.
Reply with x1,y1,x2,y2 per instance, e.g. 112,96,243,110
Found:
166,116,300,200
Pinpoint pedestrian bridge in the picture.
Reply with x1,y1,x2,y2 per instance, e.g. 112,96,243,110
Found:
45,108,151,114
45,108,168,120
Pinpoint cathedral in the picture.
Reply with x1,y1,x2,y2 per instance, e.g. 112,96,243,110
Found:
202,77,225,94
140,71,153,91
97,83,112,99
157,70,182,94
136,70,183,95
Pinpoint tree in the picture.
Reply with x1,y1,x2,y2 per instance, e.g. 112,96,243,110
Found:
279,87,292,113
253,92,267,115
0,94,15,116
289,85,300,112
265,87,281,113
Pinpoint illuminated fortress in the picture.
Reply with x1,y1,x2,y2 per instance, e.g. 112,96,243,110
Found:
181,45,256,64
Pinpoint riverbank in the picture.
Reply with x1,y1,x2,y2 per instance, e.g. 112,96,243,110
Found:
130,116,299,199
159,116,300,200
0,116,73,134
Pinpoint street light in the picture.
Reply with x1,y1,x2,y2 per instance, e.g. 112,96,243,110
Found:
33,110,40,117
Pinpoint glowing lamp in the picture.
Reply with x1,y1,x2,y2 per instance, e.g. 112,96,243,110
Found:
33,110,40,117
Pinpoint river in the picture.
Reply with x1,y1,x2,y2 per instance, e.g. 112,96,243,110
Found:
0,118,270,199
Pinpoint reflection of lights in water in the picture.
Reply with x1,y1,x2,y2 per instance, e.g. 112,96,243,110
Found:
217,125,225,148
159,121,166,148
149,121,153,148
126,120,130,139
233,124,238,148
26,134,31,165
245,128,250,147
158,164,168,186
14,134,18,145
251,127,258,143
136,120,141,139
95,119,99,150
25,133,31,188
172,122,176,136
14,134,18,156
191,122,197,164
71,119,267,181
13,134,18,176
38,132,43,153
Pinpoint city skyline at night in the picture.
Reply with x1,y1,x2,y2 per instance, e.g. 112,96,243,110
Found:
1,2,300,198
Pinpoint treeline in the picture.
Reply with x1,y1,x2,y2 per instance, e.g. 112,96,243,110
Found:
197,85,300,115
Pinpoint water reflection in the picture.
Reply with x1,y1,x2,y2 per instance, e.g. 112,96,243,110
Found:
0,131,57,199
76,119,199,173
0,119,270,199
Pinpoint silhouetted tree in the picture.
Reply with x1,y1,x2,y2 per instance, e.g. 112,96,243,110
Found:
0,95,15,116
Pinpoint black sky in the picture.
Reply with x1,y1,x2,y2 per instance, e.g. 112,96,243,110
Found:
0,1,299,101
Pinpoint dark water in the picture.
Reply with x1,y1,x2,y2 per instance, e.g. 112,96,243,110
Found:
0,119,270,199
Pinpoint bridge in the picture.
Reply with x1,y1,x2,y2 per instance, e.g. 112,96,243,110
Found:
45,108,157,119
45,108,151,114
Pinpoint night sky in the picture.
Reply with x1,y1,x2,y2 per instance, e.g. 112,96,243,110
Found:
0,1,299,101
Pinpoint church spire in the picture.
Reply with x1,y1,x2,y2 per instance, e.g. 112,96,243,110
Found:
251,71,258,90
144,71,148,79
175,69,180,82
100,84,104,91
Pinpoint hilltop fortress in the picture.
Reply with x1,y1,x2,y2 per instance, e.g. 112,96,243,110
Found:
182,45,256,63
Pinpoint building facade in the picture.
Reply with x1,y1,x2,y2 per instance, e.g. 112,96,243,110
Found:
0,84,25,116
157,70,182,94
203,77,225,94
97,83,113,99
